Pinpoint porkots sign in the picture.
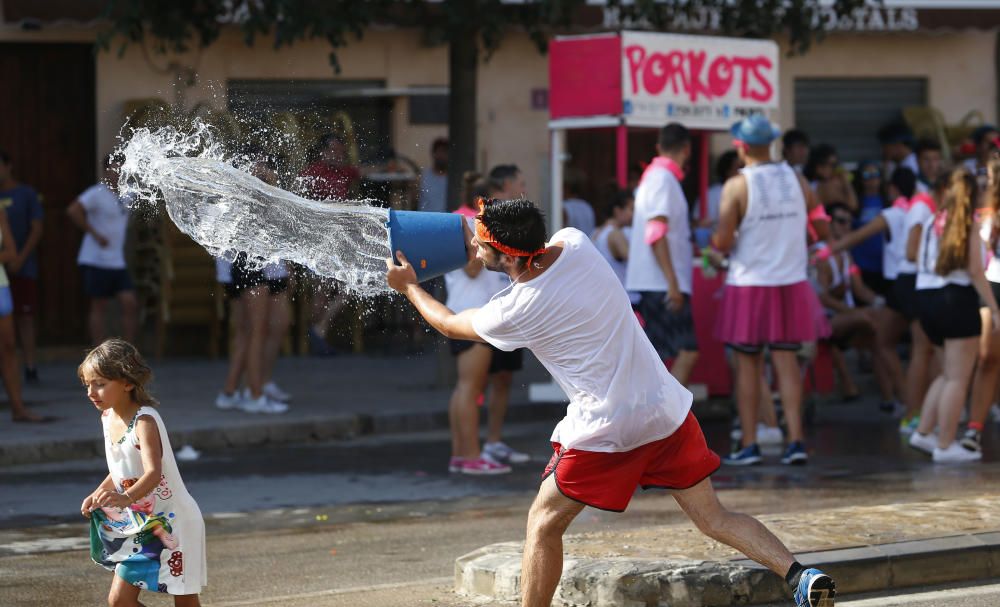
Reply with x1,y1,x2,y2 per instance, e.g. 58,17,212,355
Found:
621,32,779,129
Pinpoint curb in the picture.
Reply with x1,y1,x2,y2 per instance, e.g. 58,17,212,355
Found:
0,402,570,467
454,532,1000,606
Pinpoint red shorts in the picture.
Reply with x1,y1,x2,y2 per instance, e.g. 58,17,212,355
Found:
9,276,36,315
543,412,720,512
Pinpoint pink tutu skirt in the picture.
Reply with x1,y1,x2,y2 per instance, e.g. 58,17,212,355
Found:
714,280,831,346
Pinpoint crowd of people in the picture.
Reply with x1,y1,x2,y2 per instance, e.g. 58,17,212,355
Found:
551,117,1000,466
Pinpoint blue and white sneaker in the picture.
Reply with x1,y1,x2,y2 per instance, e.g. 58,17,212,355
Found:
781,441,808,465
794,568,836,607
723,444,762,466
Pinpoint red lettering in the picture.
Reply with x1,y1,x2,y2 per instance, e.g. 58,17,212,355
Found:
665,51,688,97
707,56,733,97
624,45,646,95
641,52,668,95
746,57,774,102
685,51,711,103
622,44,774,104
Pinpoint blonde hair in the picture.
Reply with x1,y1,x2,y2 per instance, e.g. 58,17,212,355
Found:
935,168,977,276
77,339,158,407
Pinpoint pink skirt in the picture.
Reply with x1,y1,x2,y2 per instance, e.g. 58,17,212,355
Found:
714,280,831,346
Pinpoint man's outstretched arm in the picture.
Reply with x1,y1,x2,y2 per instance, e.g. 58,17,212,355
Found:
385,251,484,342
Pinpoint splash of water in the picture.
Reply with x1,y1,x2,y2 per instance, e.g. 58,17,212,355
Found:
117,121,392,296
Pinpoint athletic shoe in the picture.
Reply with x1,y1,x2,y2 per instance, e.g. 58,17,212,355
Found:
794,568,836,607
483,441,530,464
460,457,511,475
730,423,784,445
898,415,920,435
780,441,808,465
240,394,289,414
263,381,291,402
933,441,982,463
448,457,465,473
723,444,762,466
908,431,937,455
215,391,243,410
960,428,982,453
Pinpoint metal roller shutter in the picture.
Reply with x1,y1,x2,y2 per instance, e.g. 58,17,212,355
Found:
794,77,927,164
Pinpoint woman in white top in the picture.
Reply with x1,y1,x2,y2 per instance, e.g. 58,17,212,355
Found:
592,189,639,306
829,168,917,423
966,151,1000,454
909,169,1000,463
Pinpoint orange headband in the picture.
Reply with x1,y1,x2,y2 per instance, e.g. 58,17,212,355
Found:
475,197,547,260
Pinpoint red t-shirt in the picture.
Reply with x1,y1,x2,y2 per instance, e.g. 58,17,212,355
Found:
299,162,361,201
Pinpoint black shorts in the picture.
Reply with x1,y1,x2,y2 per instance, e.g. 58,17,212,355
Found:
637,291,698,359
892,273,918,321
231,252,266,293
81,265,134,298
448,339,524,373
916,284,982,346
883,278,900,312
861,269,888,297
267,278,290,296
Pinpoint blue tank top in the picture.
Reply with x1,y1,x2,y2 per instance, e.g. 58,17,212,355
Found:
851,194,884,274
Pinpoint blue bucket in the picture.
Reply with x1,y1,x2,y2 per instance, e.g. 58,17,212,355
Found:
386,210,469,282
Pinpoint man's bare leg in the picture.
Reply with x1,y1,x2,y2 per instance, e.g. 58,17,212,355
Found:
673,477,794,575
521,475,585,607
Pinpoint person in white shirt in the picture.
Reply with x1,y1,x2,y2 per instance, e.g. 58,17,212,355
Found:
385,197,838,607
713,115,831,466
66,155,138,345
562,168,596,237
417,137,449,213
908,168,1000,463
625,123,699,385
967,151,1000,454
830,167,918,431
915,138,945,194
592,189,639,306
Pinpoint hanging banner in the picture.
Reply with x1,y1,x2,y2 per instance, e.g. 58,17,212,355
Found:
621,32,779,129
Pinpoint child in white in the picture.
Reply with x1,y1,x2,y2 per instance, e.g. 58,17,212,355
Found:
81,339,206,605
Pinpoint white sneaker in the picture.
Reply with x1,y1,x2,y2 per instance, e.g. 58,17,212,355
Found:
933,441,982,463
730,423,783,445
908,431,937,455
757,423,784,445
240,394,289,414
483,441,530,464
263,381,291,402
215,391,243,410
175,445,201,461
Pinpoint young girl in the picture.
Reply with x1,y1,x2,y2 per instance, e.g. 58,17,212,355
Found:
80,339,206,605
909,169,1000,463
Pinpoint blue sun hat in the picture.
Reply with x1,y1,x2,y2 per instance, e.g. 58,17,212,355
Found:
730,114,781,146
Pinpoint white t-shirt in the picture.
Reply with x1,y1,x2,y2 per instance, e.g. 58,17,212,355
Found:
916,214,972,289
472,228,692,452
564,198,596,238
215,258,232,284
445,217,508,313
418,171,448,213
76,184,129,269
625,165,693,294
897,198,935,275
593,225,640,305
980,216,1000,284
880,206,908,280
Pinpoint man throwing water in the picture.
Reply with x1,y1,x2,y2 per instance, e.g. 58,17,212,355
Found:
385,197,836,607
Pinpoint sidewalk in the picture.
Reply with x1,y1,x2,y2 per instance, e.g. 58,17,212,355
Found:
0,351,561,466
456,495,1000,606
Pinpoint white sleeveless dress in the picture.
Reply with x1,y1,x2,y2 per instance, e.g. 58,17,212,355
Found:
91,406,207,594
